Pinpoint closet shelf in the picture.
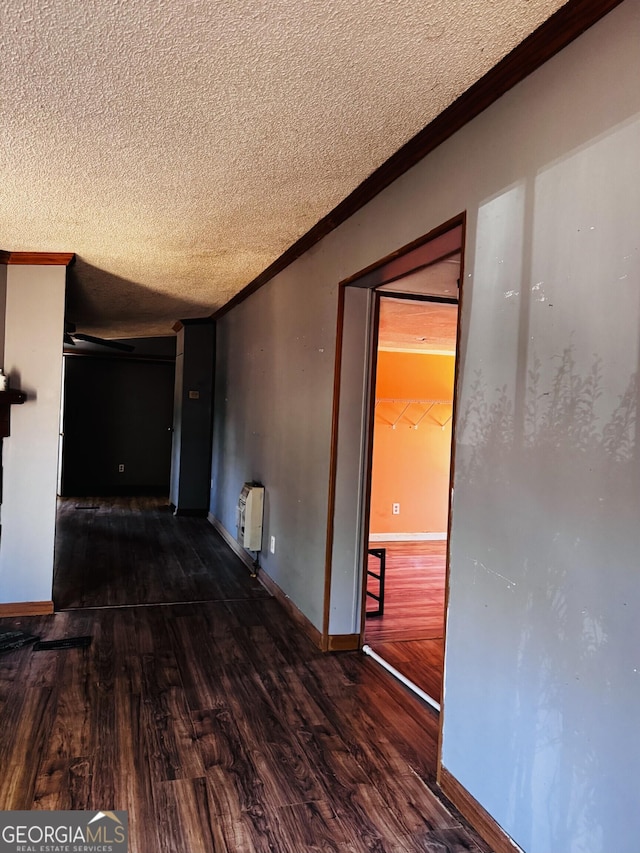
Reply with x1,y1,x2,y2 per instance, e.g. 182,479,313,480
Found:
375,397,453,429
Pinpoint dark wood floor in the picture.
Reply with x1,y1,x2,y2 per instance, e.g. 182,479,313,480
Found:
54,496,270,609
365,542,446,642
365,542,446,704
0,498,492,852
369,639,444,705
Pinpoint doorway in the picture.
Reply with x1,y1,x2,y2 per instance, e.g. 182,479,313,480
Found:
333,216,464,711
53,337,177,610
363,294,458,709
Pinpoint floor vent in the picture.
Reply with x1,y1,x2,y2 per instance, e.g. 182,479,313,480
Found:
33,636,92,651
0,631,39,653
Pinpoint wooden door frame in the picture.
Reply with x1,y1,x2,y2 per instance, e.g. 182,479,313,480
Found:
324,212,466,765
358,288,460,645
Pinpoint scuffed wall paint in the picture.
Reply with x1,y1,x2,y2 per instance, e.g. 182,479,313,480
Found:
448,108,640,852
212,4,640,850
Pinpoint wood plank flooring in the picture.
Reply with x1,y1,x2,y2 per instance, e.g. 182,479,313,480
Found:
54,496,270,609
369,639,444,705
365,542,446,704
0,499,492,852
365,542,446,642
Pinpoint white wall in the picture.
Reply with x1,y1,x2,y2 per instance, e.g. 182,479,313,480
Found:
211,3,640,849
0,264,66,604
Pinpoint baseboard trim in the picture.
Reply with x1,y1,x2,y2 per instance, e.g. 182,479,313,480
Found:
173,507,208,517
207,513,256,572
208,513,339,653
368,532,447,541
438,767,523,853
327,633,360,651
258,571,360,653
255,567,324,650
0,600,54,617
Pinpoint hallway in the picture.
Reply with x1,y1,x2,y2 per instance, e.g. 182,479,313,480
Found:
0,498,491,852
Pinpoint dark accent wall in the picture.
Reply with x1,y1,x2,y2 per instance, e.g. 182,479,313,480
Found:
169,320,215,514
61,355,175,496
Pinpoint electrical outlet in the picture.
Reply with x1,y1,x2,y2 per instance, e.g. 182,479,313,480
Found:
392,502,400,515
118,464,125,473
269,536,276,554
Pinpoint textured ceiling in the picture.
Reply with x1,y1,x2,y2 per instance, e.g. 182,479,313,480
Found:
1,0,566,339
379,281,459,355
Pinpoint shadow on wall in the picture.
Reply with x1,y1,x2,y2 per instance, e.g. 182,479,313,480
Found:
66,257,217,336
454,345,640,851
460,345,639,476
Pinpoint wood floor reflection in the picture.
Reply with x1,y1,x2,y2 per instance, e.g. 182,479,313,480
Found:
0,500,491,853
53,496,270,609
365,542,446,704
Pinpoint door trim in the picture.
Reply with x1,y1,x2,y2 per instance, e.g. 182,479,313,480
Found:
324,212,466,775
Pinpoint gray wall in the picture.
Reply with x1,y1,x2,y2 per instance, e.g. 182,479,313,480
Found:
210,250,337,629
210,3,640,850
328,286,375,634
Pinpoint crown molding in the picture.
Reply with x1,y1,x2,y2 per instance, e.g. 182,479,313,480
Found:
212,0,624,320
172,317,216,332
0,251,75,266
